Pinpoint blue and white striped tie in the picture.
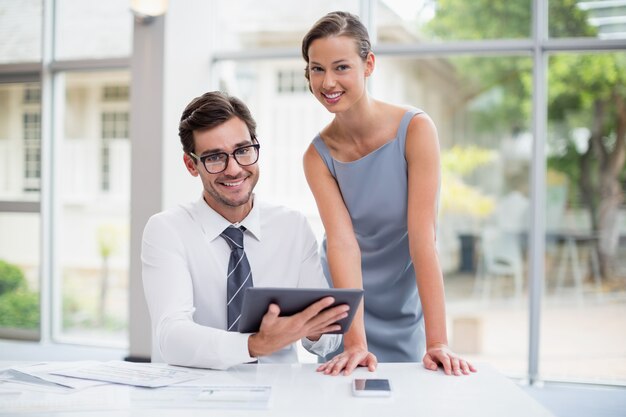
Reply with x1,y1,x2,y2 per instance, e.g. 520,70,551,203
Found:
221,226,253,332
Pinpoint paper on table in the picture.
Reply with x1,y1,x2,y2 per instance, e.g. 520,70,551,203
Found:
0,369,72,394
50,361,205,388
198,385,272,402
11,362,107,390
130,385,272,410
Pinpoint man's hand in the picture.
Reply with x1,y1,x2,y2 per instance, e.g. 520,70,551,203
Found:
248,297,348,357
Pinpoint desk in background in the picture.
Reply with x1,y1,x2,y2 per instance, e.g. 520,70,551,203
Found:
0,362,554,417
548,230,603,301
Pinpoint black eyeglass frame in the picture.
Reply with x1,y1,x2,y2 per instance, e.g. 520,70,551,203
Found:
189,143,261,174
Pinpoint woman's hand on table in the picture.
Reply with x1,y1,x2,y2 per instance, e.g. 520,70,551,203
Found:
423,343,477,376
317,345,378,376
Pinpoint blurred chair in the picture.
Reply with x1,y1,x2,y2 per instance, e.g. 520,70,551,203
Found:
474,226,524,302
494,191,529,233
474,191,528,302
546,183,603,302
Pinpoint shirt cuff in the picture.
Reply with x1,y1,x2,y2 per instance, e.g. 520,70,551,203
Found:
302,334,341,357
223,332,257,367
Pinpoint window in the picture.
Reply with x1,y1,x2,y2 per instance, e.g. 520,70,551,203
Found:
212,0,359,52
542,51,626,383
550,0,626,39
22,112,41,192
101,111,129,191
57,71,130,347
376,0,532,43
24,86,41,104
0,212,41,339
101,112,129,139
277,70,309,94
103,85,129,102
0,0,132,349
0,81,42,339
55,0,132,60
0,0,43,64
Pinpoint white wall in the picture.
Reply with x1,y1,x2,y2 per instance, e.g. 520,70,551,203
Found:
128,0,217,359
161,0,215,210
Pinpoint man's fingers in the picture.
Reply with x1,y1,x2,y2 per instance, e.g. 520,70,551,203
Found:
303,303,349,334
308,309,348,334
261,303,280,325
298,296,336,321
316,324,342,334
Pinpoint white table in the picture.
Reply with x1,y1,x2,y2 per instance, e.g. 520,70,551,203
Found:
0,362,554,417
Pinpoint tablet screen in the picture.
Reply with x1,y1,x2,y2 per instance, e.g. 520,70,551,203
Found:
237,287,363,334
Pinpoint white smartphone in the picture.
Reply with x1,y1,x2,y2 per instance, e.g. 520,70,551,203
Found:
351,378,392,397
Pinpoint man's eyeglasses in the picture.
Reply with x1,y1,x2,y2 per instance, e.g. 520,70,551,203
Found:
189,143,260,174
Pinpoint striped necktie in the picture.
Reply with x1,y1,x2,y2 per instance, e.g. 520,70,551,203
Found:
221,226,253,332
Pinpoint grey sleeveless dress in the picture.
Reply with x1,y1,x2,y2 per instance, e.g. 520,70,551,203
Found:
313,108,426,362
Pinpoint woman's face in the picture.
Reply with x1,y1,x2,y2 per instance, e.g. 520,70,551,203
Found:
307,35,373,113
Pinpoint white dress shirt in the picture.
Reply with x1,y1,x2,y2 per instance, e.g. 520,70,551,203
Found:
141,195,340,370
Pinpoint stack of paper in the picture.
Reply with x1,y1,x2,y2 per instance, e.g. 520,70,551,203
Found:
50,360,206,388
0,361,205,392
0,361,272,411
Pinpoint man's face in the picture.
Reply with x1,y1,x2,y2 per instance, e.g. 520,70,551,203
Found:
184,117,259,222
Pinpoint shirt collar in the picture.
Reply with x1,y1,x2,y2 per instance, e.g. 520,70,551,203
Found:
192,194,262,242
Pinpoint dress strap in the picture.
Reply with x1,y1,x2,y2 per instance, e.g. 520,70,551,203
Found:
397,108,425,149
312,134,337,178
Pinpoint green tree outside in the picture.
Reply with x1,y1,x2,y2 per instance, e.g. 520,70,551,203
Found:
0,260,27,295
426,0,626,279
0,259,39,329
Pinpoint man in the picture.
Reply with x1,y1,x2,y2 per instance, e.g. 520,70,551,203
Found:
142,91,345,370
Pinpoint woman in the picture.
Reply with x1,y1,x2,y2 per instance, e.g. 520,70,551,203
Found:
302,11,476,377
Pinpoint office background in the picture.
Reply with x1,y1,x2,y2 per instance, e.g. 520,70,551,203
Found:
0,0,625,414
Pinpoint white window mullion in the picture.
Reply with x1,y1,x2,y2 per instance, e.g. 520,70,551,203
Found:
39,0,56,344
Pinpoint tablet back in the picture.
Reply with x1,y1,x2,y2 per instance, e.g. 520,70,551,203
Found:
237,287,363,334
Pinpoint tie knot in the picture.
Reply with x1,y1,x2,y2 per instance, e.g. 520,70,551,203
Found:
221,226,245,250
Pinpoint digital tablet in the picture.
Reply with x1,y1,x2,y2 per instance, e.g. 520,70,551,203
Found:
237,287,364,334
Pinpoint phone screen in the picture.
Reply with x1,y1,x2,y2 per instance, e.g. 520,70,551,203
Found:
354,379,391,391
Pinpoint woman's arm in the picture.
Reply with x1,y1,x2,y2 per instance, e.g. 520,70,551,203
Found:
405,114,477,376
303,144,377,375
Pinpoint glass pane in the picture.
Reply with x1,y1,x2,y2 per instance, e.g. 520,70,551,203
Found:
543,51,626,383
213,0,359,52
56,70,130,347
0,82,42,201
55,0,132,60
0,212,40,338
0,0,42,64
381,0,532,43
386,55,532,378
215,55,533,374
550,0,626,39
